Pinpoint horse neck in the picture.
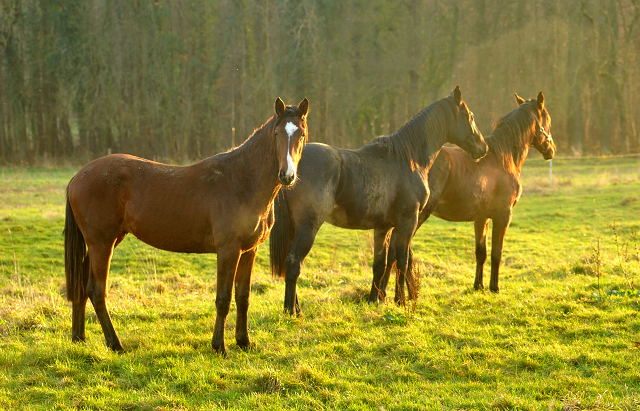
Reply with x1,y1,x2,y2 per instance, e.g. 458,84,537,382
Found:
389,101,453,169
486,115,536,173
227,118,281,206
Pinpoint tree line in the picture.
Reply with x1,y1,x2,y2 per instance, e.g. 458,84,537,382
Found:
1,0,639,164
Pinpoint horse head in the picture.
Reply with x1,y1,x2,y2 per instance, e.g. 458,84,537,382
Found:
449,86,488,160
516,92,556,160
274,97,309,186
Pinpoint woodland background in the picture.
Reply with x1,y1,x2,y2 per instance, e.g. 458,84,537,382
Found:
1,0,639,164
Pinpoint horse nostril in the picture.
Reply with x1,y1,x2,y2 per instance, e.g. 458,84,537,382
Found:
279,171,296,186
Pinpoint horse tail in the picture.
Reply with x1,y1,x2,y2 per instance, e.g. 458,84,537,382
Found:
64,186,87,303
269,190,294,278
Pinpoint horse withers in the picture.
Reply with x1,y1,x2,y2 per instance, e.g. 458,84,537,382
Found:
64,98,309,356
382,92,556,300
270,86,487,315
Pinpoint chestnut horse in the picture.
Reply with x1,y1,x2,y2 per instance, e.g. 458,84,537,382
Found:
270,87,487,315
64,98,309,356
379,92,556,301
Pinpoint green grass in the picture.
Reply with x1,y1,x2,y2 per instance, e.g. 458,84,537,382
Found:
1,157,639,410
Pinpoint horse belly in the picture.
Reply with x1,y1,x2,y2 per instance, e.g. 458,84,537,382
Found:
121,180,216,253
125,206,215,253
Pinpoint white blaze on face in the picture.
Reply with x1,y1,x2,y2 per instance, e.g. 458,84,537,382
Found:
470,112,479,135
284,122,299,177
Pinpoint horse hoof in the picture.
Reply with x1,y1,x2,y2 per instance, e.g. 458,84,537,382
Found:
107,341,125,352
71,335,86,343
237,340,255,351
212,345,228,358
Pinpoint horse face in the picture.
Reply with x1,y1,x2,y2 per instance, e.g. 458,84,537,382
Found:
274,98,309,186
450,87,487,160
532,106,556,160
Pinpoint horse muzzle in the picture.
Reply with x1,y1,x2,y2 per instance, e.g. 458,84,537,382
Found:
542,147,556,160
279,170,296,186
471,142,489,161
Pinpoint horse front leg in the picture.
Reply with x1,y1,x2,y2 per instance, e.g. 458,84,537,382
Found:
379,231,396,299
391,217,417,306
212,246,241,357
489,213,512,293
234,248,256,350
368,228,392,303
404,246,418,300
473,218,490,290
283,223,320,316
387,237,418,301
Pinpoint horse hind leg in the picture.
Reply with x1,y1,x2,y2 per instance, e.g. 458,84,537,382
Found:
86,242,124,351
473,219,490,290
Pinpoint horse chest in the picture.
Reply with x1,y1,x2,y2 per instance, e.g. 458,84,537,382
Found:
240,206,274,250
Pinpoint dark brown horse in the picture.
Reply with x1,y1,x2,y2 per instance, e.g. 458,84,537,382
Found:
379,92,556,301
64,98,309,356
270,87,488,315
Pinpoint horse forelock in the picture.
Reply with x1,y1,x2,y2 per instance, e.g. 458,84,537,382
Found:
275,106,305,127
376,97,457,166
488,100,538,168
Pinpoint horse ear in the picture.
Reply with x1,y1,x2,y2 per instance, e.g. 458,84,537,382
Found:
275,97,285,117
537,92,545,109
298,98,309,118
453,86,462,105
514,93,525,106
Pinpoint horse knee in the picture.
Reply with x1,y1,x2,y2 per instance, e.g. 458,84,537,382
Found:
235,298,249,314
215,295,232,315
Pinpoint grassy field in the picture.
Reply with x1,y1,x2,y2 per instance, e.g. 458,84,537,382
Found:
0,156,639,410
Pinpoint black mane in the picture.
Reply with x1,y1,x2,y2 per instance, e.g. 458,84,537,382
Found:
367,95,457,167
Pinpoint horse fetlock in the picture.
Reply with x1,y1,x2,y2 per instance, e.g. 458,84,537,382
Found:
236,336,254,351
212,337,228,357
106,339,125,352
283,297,296,316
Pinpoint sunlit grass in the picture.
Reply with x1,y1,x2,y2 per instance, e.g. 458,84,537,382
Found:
0,159,639,410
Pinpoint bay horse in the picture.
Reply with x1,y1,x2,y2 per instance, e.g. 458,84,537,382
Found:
270,86,488,315
379,92,556,301
64,97,309,356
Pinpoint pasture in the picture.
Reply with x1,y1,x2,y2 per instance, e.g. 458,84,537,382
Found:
0,157,639,410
